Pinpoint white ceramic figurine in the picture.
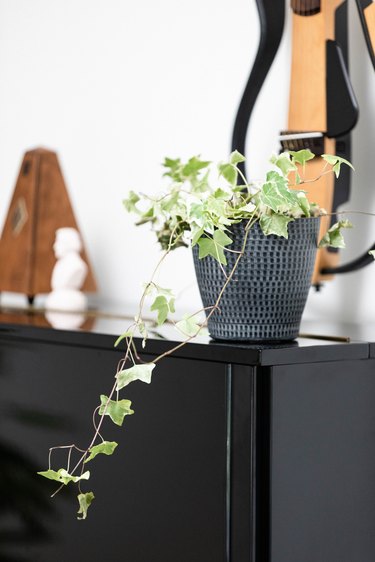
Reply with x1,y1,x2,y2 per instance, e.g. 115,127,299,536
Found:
45,228,88,328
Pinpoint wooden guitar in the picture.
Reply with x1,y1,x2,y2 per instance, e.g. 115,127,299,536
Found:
281,0,358,285
232,0,375,286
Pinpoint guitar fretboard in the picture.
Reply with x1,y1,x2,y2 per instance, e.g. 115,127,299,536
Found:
291,0,321,16
279,131,324,155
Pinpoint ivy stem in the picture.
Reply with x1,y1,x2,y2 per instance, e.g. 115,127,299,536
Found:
328,210,375,218
153,211,259,365
290,168,333,187
135,222,183,326
236,165,249,188
50,347,131,499
45,155,357,512
49,223,186,500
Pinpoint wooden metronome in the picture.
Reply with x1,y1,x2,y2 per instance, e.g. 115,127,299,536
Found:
0,148,97,302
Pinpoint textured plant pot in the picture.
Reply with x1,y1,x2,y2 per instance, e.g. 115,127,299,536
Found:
192,217,320,342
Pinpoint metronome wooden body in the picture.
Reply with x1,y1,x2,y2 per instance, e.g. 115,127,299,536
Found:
0,148,97,300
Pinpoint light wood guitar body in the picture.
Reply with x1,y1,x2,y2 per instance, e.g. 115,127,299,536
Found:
288,1,346,284
365,2,375,51
232,0,373,283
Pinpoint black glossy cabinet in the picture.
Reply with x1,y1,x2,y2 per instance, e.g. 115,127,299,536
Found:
0,321,374,562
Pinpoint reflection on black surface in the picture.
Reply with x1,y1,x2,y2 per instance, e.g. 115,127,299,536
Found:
1,307,373,561
209,336,299,348
0,440,53,561
5,405,72,432
0,308,97,333
0,406,71,561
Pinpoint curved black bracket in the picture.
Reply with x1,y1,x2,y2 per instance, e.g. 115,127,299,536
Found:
355,0,375,70
231,0,285,176
321,243,375,275
322,2,374,277
326,40,359,138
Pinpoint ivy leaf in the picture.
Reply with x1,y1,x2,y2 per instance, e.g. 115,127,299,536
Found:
116,363,155,391
207,196,227,219
229,150,246,165
123,191,140,214
85,441,118,463
175,314,201,337
162,157,182,180
99,395,134,426
191,226,205,247
137,320,148,348
161,191,180,213
322,154,354,177
213,188,231,201
198,237,220,262
163,157,180,168
135,205,155,226
267,171,298,204
191,169,210,193
114,331,133,348
77,492,95,520
182,156,210,177
259,214,294,238
169,298,175,313
289,149,315,169
270,152,297,175
369,250,375,259
214,229,233,247
237,201,256,214
197,229,233,265
260,173,297,213
37,468,90,485
150,295,168,324
154,284,174,297
319,219,353,249
189,201,206,225
296,191,311,216
218,162,237,186
150,295,175,325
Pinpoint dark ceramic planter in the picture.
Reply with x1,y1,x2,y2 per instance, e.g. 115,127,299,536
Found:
193,217,320,342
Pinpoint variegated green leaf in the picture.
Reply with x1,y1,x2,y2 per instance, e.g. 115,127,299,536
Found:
99,395,134,426
259,214,294,238
77,492,95,520
116,363,155,391
37,468,90,485
85,441,118,463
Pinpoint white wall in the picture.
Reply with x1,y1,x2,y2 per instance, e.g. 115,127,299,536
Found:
0,0,374,325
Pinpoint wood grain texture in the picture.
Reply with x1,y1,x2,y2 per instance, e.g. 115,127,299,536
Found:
288,1,344,283
0,148,97,296
365,2,375,56
288,1,344,132
290,138,339,284
0,151,39,294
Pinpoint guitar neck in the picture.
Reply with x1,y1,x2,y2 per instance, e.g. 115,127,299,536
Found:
364,1,375,65
294,138,340,283
287,1,346,284
288,0,344,132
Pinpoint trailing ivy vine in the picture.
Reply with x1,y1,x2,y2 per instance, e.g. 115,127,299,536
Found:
38,149,370,519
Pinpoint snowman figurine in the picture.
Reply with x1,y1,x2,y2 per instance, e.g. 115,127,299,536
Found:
45,228,88,327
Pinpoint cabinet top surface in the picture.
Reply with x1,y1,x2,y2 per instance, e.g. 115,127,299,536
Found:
0,307,373,366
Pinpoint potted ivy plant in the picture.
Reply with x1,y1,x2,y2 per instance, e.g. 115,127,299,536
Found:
38,149,368,519
124,149,353,341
